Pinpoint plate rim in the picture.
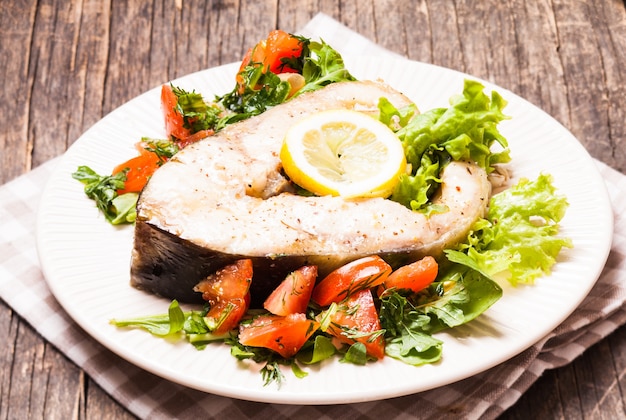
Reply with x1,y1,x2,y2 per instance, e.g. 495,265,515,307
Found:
36,55,614,405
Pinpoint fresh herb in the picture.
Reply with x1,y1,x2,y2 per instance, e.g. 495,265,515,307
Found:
141,137,179,163
170,85,222,135
378,262,502,366
226,335,291,387
71,166,138,224
216,39,355,128
217,69,292,126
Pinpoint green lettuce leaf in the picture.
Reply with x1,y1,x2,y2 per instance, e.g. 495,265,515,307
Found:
297,40,356,94
449,173,573,285
381,79,511,211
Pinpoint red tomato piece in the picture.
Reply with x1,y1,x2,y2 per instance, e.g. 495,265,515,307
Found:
264,30,303,74
112,150,161,194
161,84,190,141
239,313,320,358
175,129,214,148
193,259,253,334
235,30,303,92
380,256,438,295
204,296,250,335
311,255,392,306
325,289,385,360
264,265,317,316
194,259,253,303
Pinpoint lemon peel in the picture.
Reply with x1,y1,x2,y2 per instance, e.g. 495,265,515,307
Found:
280,109,407,198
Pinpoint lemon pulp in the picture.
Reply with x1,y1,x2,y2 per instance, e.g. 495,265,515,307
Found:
280,109,407,198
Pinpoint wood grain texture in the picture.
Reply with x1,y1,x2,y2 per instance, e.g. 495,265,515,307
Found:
1,0,625,418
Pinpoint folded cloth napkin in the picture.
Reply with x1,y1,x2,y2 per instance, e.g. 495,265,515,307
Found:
2,13,625,420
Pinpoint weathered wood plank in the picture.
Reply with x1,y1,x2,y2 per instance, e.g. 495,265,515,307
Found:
590,0,626,173
0,302,18,420
0,0,37,183
2,1,626,419
1,317,80,419
84,377,136,420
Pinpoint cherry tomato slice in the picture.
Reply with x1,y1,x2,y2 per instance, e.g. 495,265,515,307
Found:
194,259,253,334
112,150,160,194
379,256,439,296
236,30,303,92
264,265,317,316
194,259,253,303
264,30,303,74
204,295,250,335
239,313,320,358
311,255,392,306
325,289,385,360
161,84,190,140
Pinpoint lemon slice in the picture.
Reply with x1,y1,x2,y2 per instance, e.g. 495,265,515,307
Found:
280,109,407,198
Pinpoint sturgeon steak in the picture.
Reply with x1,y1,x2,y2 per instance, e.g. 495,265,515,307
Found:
130,81,491,305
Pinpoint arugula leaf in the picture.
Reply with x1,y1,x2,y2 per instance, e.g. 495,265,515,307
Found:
421,266,503,332
72,166,138,224
379,262,502,366
384,333,443,366
297,335,337,364
340,342,369,365
450,173,573,285
110,300,187,336
378,291,443,365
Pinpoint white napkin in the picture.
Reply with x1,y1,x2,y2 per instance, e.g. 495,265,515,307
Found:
1,13,625,419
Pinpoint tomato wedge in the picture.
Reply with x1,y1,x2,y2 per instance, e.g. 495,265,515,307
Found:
239,313,320,358
203,296,250,335
112,146,161,194
161,84,214,145
379,256,439,296
193,259,253,334
324,289,385,359
236,30,303,90
264,30,303,74
194,259,253,302
311,256,392,306
264,265,317,316
161,84,189,140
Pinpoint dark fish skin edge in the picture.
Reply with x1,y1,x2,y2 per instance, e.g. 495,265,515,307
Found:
130,220,425,308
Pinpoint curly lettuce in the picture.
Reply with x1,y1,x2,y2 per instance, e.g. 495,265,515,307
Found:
446,173,573,285
380,79,511,211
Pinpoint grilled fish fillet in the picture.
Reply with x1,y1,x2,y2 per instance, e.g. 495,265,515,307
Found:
130,81,491,304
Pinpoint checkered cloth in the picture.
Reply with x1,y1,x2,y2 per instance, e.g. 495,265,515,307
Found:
2,14,625,419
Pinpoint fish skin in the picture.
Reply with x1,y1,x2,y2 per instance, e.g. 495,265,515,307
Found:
130,81,491,305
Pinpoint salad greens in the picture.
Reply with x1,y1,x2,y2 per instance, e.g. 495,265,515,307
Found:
381,79,511,211
447,173,573,285
72,36,356,223
94,33,572,386
72,166,137,224
217,38,355,128
170,85,222,133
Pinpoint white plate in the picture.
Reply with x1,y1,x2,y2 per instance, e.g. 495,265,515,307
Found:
36,56,613,405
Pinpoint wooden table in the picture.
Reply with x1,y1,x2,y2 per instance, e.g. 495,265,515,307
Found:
2,1,625,418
